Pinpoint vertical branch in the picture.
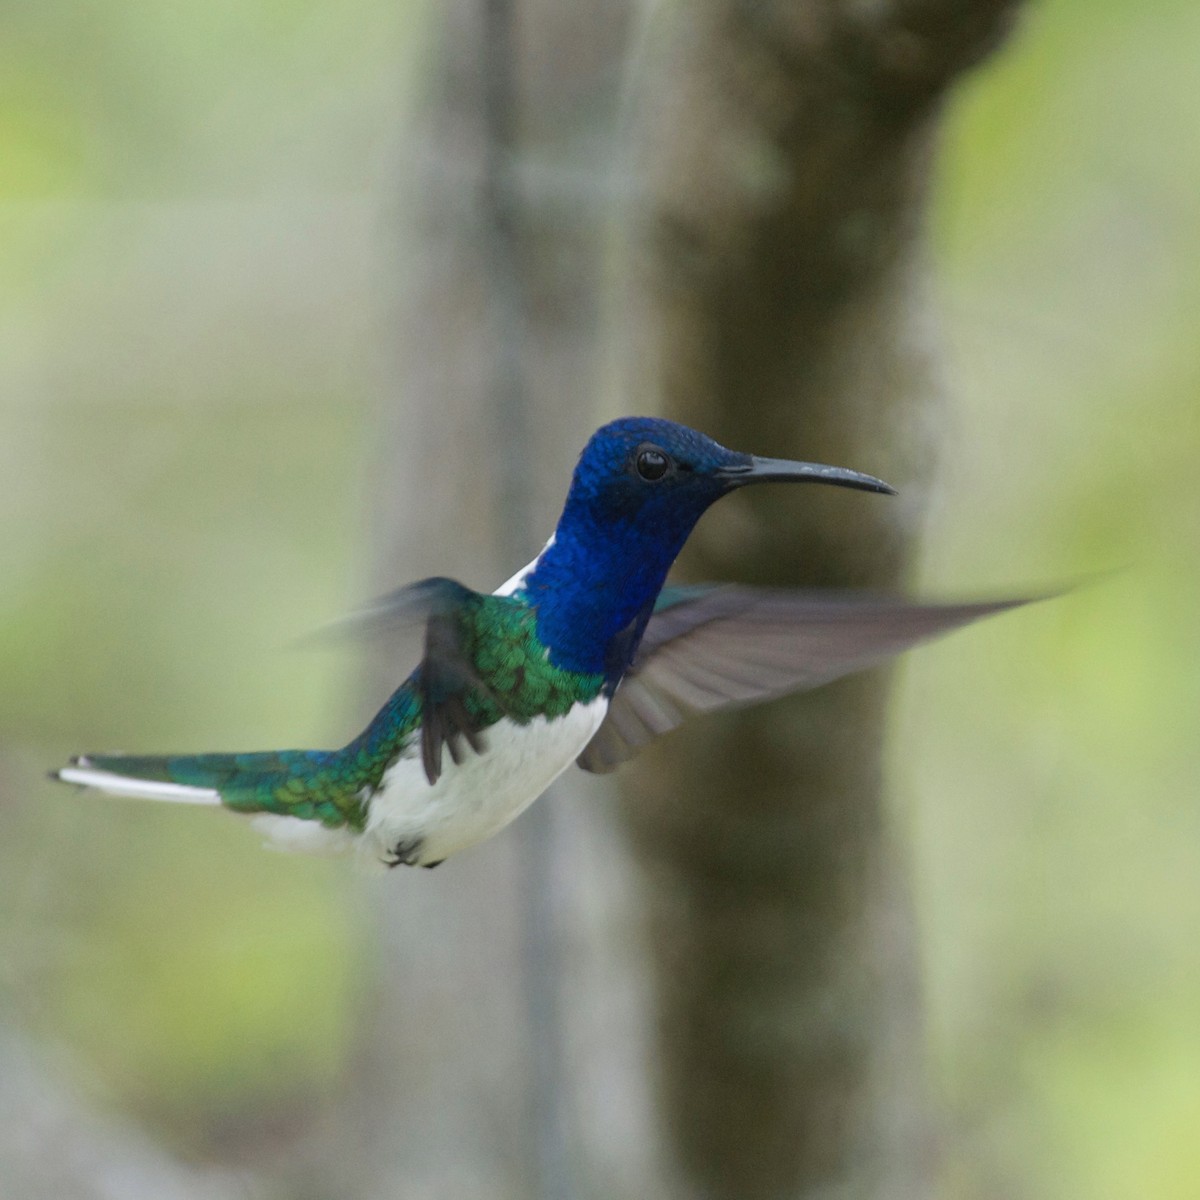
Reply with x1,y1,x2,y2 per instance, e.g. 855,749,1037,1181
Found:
329,2,637,1196
479,3,573,1198
480,0,531,521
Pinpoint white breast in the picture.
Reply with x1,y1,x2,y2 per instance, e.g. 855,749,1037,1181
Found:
362,696,608,866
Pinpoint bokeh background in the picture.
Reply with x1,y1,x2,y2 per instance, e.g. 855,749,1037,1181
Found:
1,1,1197,1197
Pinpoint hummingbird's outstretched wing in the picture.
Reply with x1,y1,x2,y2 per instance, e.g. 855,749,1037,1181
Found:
308,576,513,785
364,577,515,786
576,587,1030,774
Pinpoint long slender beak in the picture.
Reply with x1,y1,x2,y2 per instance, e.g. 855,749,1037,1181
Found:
717,455,896,496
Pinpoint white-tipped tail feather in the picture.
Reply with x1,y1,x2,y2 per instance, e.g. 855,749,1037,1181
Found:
56,759,221,805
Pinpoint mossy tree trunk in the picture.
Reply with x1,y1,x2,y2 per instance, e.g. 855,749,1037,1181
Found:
617,4,1023,1197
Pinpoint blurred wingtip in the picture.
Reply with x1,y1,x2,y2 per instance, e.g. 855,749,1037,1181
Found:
969,570,1124,614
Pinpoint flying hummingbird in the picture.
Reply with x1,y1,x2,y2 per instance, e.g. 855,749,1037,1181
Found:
54,418,1021,868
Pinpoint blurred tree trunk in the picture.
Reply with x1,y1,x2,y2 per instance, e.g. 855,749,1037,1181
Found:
319,3,639,1199
617,3,1023,1198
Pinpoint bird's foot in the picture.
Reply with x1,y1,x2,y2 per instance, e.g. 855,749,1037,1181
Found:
383,836,425,869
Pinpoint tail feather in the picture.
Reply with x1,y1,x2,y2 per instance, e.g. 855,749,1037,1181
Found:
56,756,221,804
53,748,369,832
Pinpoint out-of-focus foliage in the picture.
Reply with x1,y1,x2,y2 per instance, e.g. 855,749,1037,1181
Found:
910,1,1200,1196
0,0,1195,1193
0,0,426,1158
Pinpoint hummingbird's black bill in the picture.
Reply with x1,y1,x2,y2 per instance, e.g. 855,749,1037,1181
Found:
717,456,896,496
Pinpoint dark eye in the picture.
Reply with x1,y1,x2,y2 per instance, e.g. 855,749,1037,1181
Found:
636,447,670,481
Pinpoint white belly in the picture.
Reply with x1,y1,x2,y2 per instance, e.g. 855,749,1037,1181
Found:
362,696,608,865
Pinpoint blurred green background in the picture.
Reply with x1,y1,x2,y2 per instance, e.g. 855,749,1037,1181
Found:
1,1,1197,1196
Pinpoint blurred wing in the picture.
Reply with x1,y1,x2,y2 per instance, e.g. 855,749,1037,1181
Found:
577,586,1030,773
314,576,509,785
414,581,513,785
302,579,449,645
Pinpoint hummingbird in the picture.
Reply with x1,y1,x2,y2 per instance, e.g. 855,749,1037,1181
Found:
54,417,1022,868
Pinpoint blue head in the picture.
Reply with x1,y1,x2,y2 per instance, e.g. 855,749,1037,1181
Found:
518,417,893,681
